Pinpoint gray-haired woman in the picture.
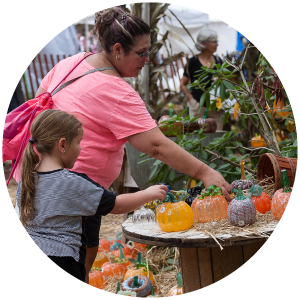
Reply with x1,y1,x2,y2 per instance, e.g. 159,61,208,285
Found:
180,29,223,121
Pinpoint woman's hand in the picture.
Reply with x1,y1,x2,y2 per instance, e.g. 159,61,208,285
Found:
143,185,168,202
200,165,232,201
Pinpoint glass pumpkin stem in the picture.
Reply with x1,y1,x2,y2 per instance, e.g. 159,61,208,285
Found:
177,272,183,288
247,184,262,197
116,282,121,294
281,169,292,193
240,160,246,180
203,108,209,119
236,186,247,200
186,106,189,117
110,255,115,263
169,109,173,118
151,285,155,296
137,252,142,268
132,276,140,288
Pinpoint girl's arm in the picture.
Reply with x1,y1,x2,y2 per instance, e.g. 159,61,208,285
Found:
110,185,168,214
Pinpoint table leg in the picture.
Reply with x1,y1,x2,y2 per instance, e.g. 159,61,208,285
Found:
179,240,265,293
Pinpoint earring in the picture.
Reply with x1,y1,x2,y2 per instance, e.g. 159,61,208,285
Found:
116,55,119,60
63,150,65,153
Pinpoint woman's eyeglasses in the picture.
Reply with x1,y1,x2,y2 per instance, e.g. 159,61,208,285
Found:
128,47,152,58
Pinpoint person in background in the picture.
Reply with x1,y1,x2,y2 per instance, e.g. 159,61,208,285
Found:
180,29,224,129
31,7,232,283
16,109,168,282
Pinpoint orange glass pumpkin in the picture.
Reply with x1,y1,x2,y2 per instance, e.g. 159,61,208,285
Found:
92,251,109,269
98,238,112,252
271,170,292,220
168,272,184,296
124,253,154,284
156,192,194,232
191,185,228,223
89,267,106,289
101,255,128,279
112,244,138,259
247,185,271,214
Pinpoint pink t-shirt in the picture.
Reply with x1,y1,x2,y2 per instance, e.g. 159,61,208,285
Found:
40,53,156,189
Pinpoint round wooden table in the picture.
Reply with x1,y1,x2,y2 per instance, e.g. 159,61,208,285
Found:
122,218,276,293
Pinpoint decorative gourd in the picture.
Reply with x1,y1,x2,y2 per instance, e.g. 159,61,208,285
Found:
271,169,292,220
230,160,256,190
248,185,271,214
156,192,194,232
183,106,199,133
98,238,112,252
168,272,184,296
91,251,109,269
124,253,154,285
191,185,228,223
197,109,217,133
158,109,183,135
132,206,156,223
89,267,106,289
250,133,267,147
227,186,256,227
101,255,128,279
122,275,153,297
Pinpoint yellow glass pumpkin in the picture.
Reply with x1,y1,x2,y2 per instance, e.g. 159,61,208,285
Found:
191,185,228,223
156,192,194,232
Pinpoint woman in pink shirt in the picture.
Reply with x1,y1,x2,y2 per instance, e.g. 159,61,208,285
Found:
35,7,232,282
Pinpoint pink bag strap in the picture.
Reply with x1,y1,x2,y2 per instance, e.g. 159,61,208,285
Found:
6,53,94,186
49,52,93,94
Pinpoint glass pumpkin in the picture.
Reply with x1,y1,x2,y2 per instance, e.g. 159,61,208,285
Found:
124,253,154,285
156,192,194,232
271,169,292,220
132,206,156,224
89,267,106,289
191,185,228,223
231,160,256,190
197,109,217,133
101,255,128,279
168,272,184,296
98,238,112,252
122,275,153,297
247,185,271,214
227,186,256,227
91,251,109,269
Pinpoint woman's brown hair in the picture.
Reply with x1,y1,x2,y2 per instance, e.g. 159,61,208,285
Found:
20,109,82,226
93,6,150,54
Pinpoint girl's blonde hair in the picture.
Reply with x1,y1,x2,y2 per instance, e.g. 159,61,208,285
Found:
20,109,82,226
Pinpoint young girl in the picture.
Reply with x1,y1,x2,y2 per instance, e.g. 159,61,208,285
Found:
16,109,167,282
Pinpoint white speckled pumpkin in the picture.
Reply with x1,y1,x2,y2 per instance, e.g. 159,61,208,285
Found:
227,186,256,227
